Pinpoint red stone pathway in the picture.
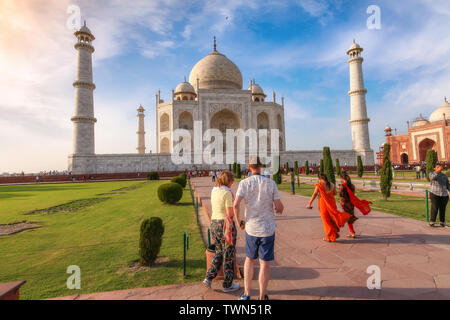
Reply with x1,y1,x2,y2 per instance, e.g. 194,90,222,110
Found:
51,177,450,300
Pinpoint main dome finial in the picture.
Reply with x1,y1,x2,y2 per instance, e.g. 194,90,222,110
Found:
213,36,217,52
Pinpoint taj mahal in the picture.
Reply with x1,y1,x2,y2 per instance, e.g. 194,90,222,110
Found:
68,23,374,175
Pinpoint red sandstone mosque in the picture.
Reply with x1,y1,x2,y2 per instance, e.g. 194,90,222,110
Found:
377,97,450,166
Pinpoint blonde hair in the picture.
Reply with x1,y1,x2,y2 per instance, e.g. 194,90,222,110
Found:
216,170,234,187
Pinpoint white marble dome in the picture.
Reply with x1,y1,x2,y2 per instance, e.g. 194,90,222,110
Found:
248,83,265,95
347,40,362,54
189,50,242,90
175,81,195,94
429,98,450,122
412,115,429,127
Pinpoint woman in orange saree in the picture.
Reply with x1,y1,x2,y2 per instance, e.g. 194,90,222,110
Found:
306,174,351,242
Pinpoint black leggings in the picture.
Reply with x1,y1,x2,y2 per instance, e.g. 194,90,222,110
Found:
430,193,448,223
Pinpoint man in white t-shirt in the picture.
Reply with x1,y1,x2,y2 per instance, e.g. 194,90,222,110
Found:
234,156,284,300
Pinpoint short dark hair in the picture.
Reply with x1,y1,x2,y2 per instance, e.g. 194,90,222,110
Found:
248,156,262,170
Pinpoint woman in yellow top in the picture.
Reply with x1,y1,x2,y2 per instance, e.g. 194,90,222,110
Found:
203,170,240,292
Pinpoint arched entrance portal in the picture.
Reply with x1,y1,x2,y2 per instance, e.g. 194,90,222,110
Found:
210,108,241,153
418,138,436,162
400,153,409,164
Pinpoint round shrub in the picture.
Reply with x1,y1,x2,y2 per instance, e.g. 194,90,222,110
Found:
147,172,160,180
179,173,187,180
171,176,186,188
158,182,183,204
139,217,165,266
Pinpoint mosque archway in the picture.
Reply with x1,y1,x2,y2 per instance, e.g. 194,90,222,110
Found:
257,112,269,129
210,108,241,153
210,108,241,134
160,137,170,153
257,112,270,152
277,114,282,130
160,113,170,132
178,111,193,130
418,138,436,162
400,153,409,164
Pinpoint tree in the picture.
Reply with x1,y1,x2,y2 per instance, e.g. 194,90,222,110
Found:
425,149,438,181
305,161,309,175
323,147,335,185
139,217,165,266
273,155,282,184
236,163,241,179
380,144,393,200
319,159,324,175
286,162,289,173
228,163,232,171
357,156,364,177
294,160,299,187
335,158,341,176
232,162,237,175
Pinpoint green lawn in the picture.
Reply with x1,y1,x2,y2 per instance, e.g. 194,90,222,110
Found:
279,181,438,222
0,181,205,300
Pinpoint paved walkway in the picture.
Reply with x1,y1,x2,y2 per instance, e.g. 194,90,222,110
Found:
52,177,450,300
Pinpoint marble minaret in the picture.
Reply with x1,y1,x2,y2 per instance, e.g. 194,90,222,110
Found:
71,22,96,155
347,40,373,163
136,105,146,154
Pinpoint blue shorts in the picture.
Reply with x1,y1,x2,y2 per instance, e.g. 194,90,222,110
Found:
245,232,275,261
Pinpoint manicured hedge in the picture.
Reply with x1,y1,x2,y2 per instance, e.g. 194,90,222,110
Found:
171,176,186,188
147,172,160,180
157,183,183,204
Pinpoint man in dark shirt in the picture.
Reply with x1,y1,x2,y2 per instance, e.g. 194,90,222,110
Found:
429,164,450,227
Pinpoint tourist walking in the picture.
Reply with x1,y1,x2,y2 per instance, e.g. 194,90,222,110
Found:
289,168,295,195
234,156,284,300
415,165,421,179
428,164,450,227
203,170,240,292
306,173,350,242
211,170,216,183
338,172,372,238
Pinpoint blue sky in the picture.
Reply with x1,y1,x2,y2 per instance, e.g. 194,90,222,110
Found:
1,0,449,172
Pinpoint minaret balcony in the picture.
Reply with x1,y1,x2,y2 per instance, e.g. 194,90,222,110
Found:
71,116,97,123
348,89,367,96
73,81,96,90
74,42,95,53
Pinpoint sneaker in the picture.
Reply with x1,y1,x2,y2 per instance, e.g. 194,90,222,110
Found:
259,294,269,300
238,293,251,300
202,278,211,289
440,223,447,228
222,282,240,293
429,223,436,227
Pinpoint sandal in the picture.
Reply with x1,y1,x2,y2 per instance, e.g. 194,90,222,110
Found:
346,234,356,238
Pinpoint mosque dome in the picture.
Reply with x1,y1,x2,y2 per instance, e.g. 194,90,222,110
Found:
429,98,450,122
411,115,429,127
189,40,242,90
347,39,362,54
175,80,195,94
248,83,265,95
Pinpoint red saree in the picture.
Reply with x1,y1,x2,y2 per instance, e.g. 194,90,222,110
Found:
317,183,351,242
343,183,372,216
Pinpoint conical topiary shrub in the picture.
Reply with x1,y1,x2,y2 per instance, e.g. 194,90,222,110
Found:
139,217,165,266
